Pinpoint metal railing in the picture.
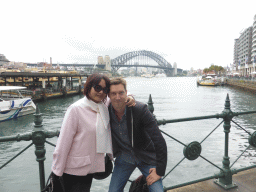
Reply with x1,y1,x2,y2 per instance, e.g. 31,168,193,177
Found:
147,94,256,191
0,94,256,191
0,106,59,191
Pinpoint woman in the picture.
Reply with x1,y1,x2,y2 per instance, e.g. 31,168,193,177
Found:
51,73,134,192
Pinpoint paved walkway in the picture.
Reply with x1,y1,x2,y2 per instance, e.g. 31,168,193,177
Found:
167,168,256,192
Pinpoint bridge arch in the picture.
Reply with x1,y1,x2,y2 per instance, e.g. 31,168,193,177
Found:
111,50,172,69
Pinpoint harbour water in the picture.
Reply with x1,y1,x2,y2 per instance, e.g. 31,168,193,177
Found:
1,77,256,192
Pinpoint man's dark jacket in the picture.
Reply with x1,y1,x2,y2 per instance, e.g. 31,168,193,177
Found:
109,101,167,176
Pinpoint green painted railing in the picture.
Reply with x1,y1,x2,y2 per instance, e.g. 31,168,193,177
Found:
147,93,256,191
0,94,256,191
0,106,59,191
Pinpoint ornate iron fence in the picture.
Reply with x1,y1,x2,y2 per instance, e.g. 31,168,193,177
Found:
0,94,256,191
147,94,256,191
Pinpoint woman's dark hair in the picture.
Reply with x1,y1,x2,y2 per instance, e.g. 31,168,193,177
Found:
83,73,110,103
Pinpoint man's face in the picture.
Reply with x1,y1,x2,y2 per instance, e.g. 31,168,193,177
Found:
108,84,127,111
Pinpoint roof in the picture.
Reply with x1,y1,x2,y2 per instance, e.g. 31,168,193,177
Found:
0,72,88,77
0,86,27,91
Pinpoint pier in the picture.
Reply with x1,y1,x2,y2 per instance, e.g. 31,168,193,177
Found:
0,72,89,101
0,94,256,191
226,77,256,93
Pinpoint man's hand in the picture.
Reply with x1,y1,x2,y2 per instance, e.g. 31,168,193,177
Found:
146,168,161,185
126,96,136,107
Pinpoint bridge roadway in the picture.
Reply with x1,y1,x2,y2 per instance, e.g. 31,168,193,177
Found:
25,63,183,76
167,167,256,192
26,63,174,70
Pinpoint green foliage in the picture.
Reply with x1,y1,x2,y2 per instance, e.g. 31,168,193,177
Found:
204,65,224,74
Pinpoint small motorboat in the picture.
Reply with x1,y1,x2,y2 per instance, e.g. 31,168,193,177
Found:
0,86,36,122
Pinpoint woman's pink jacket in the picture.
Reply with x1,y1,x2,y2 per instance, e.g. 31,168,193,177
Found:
51,97,112,176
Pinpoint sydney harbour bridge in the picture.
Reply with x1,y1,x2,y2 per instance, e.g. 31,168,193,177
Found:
26,50,183,77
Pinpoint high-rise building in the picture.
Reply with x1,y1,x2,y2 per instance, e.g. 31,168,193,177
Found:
234,14,256,76
233,39,239,71
235,27,253,76
252,14,256,70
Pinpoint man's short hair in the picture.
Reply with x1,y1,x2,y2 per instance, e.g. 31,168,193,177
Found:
110,77,127,91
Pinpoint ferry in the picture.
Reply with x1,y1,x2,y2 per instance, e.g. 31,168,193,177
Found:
0,86,36,122
197,76,220,86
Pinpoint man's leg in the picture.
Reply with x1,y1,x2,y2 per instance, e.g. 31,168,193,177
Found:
108,157,136,192
137,162,164,192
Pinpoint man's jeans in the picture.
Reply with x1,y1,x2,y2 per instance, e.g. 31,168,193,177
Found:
108,157,164,192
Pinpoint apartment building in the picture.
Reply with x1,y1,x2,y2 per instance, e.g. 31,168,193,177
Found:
233,39,239,71
252,14,256,68
234,14,256,76
235,27,253,76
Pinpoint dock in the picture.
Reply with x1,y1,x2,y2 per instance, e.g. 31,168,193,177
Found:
226,78,256,93
167,167,256,192
0,71,89,101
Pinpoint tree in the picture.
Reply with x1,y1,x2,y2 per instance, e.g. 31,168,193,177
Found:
203,68,210,74
206,65,224,75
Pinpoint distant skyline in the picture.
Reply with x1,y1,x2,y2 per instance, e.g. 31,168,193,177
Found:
1,0,256,70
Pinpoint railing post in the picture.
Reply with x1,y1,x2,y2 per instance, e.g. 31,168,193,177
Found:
32,104,46,191
147,94,154,114
214,94,237,189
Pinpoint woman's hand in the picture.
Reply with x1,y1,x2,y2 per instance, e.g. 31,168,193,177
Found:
126,95,136,107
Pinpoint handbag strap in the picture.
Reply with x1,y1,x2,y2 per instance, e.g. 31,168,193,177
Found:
59,176,66,192
41,172,65,192
41,172,53,192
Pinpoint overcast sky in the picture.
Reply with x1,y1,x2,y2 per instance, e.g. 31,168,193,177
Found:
1,0,256,70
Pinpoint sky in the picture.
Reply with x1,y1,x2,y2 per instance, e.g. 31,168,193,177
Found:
1,0,256,70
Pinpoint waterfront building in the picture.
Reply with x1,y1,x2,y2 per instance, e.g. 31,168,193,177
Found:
233,14,256,76
235,26,253,76
252,14,256,71
233,39,239,72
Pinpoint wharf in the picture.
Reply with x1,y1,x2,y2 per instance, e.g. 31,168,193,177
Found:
0,71,88,101
226,78,256,93
167,167,256,192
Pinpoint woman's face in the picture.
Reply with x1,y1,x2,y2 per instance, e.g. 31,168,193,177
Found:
89,79,107,103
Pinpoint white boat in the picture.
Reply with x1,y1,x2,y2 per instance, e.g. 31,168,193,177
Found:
0,86,36,122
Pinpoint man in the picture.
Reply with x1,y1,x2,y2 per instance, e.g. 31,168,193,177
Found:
108,77,167,192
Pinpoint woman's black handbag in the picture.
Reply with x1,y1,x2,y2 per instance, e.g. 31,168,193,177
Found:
41,172,65,192
93,155,113,180
129,175,149,192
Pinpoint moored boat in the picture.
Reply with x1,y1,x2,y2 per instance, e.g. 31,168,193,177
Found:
0,86,36,122
197,76,220,86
